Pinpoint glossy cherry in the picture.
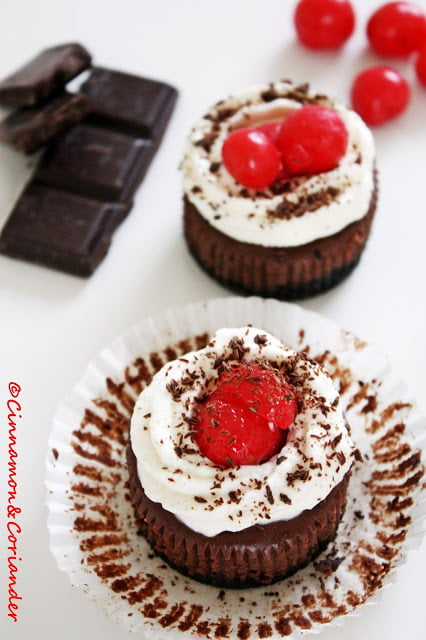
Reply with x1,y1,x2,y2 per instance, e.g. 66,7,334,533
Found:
351,66,411,125
367,2,426,57
415,46,426,86
256,122,283,146
294,0,356,49
277,105,348,175
195,361,297,468
221,127,281,189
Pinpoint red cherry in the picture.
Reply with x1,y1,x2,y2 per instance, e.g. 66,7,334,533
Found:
256,122,283,146
351,66,411,125
221,128,281,189
294,0,355,49
415,46,426,86
256,123,293,181
194,362,297,468
367,2,426,57
277,105,348,176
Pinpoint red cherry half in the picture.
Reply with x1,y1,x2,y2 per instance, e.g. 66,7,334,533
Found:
294,0,356,49
221,127,281,189
195,361,297,468
277,105,348,175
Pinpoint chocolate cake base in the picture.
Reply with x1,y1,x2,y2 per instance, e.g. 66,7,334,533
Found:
127,445,351,588
183,173,378,300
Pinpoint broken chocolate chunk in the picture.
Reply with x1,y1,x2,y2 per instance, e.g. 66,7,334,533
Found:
0,183,128,276
0,43,92,107
0,92,92,154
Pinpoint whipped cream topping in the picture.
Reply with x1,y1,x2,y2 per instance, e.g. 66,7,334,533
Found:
130,327,357,537
181,81,376,248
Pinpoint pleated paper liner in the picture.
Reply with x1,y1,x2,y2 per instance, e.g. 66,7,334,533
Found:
46,296,425,639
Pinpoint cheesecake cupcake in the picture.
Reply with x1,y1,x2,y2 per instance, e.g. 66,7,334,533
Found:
128,326,358,588
181,81,378,299
47,297,425,636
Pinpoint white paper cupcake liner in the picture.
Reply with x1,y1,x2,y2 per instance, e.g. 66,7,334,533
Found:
46,296,426,640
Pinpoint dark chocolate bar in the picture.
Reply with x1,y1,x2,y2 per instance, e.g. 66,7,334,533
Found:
0,43,92,107
0,92,92,154
0,54,178,277
80,67,178,139
35,123,153,202
0,183,128,276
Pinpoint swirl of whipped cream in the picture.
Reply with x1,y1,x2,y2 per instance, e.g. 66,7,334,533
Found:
130,327,357,537
181,81,376,248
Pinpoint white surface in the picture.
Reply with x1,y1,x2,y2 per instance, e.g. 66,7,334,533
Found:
0,1,425,639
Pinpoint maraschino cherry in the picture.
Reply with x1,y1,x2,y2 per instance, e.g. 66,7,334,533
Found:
222,105,348,188
351,66,411,125
195,361,297,468
221,128,281,189
277,105,348,175
294,0,356,49
367,2,426,57
415,46,426,86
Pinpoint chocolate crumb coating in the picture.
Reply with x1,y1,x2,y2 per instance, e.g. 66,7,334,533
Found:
127,445,351,588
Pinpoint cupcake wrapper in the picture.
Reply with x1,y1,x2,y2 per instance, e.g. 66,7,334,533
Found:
46,296,425,640
183,173,378,299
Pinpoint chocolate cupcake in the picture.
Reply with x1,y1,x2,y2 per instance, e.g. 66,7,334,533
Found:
181,81,378,299
128,326,358,588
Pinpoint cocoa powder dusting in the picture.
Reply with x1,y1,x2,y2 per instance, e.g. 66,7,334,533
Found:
237,620,251,640
257,622,273,638
125,357,152,394
274,617,292,636
178,604,204,632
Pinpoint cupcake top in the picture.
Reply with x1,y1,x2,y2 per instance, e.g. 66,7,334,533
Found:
181,80,376,248
130,326,357,537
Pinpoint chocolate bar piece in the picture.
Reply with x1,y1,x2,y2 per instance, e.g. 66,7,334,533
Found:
80,67,178,139
35,123,153,202
0,183,128,276
0,57,178,277
0,92,92,154
0,43,92,107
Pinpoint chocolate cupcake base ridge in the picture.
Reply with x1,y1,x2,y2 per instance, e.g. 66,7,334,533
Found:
183,171,377,300
46,297,425,640
180,81,378,300
127,444,352,589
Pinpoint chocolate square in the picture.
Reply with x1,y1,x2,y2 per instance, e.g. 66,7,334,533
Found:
0,43,92,107
80,67,178,139
35,123,153,202
0,183,127,276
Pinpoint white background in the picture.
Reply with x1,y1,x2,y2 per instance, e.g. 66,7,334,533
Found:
0,1,425,638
